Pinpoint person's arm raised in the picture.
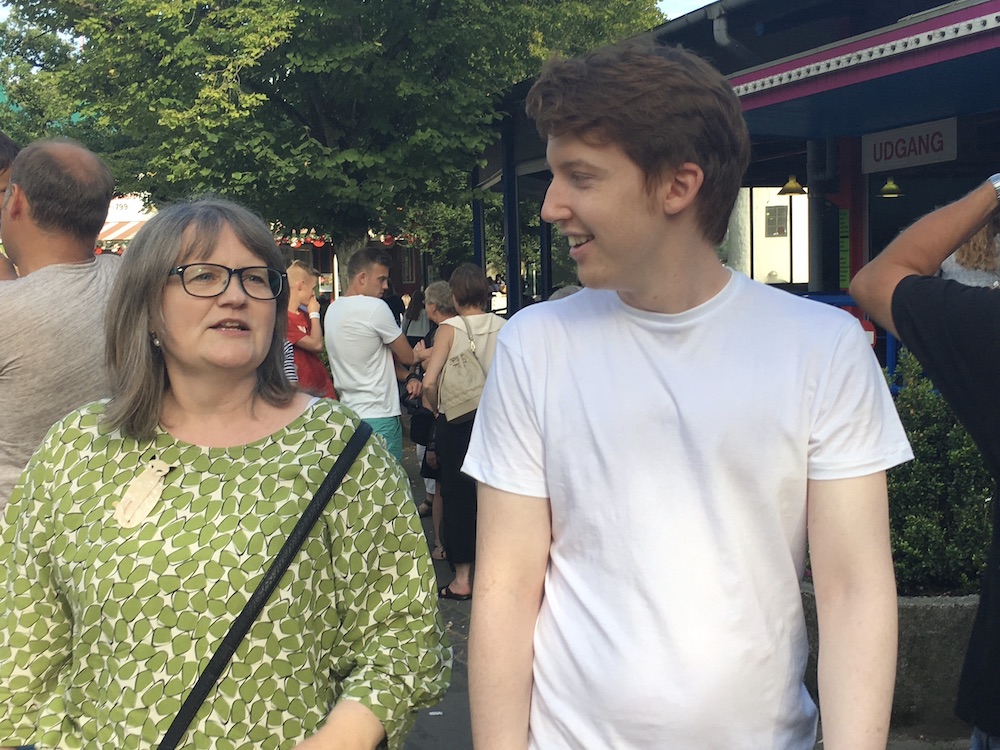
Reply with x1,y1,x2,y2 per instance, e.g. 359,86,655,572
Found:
851,179,1000,336
294,295,326,353
469,484,550,750
807,472,897,750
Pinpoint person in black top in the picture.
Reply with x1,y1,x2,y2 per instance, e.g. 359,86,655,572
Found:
851,174,1000,750
383,279,406,325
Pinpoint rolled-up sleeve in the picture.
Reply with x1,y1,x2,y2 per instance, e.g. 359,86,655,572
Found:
328,438,451,749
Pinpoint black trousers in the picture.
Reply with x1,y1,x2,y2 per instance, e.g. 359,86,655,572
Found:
435,414,477,565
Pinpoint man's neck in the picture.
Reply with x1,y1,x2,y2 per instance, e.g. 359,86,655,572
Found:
617,230,730,314
18,253,96,276
12,236,97,276
618,259,730,314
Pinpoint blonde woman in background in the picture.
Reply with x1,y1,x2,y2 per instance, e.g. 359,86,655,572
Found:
940,212,1000,287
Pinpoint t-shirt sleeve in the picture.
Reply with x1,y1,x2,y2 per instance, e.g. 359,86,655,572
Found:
369,302,405,345
463,324,548,498
892,274,1000,461
807,315,913,480
285,311,308,346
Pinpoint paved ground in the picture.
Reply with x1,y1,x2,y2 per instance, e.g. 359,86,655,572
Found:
398,433,473,750
395,425,971,750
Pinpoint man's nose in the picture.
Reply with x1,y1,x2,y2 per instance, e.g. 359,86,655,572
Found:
540,179,569,224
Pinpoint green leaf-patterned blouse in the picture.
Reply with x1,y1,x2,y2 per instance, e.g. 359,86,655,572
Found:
0,399,451,750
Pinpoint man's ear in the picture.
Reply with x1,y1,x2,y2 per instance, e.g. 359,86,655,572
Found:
661,162,705,216
4,184,26,219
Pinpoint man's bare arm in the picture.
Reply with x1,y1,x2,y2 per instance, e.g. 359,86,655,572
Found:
470,484,551,750
850,180,999,336
388,333,414,367
807,472,897,750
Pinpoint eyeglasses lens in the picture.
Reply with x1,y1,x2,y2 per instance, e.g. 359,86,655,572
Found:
180,264,282,300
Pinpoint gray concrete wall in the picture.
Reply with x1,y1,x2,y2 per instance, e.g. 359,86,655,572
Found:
802,586,978,734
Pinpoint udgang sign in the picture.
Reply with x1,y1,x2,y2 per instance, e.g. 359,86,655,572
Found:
862,118,957,173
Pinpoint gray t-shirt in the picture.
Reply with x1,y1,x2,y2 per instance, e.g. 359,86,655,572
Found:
0,255,121,507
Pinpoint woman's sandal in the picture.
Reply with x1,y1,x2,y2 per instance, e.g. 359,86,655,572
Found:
438,584,472,601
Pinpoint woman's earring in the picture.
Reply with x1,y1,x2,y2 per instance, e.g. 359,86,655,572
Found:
150,331,161,348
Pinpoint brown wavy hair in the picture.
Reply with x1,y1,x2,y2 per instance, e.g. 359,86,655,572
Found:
955,213,1000,272
526,42,750,247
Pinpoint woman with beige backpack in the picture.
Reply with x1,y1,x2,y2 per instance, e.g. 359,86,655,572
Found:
421,263,505,600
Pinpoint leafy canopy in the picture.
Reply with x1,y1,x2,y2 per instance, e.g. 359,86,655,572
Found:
2,0,663,247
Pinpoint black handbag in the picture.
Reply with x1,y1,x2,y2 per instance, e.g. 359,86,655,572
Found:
156,421,373,750
409,406,435,445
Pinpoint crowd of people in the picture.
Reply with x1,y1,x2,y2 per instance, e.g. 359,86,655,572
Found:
4,33,1000,750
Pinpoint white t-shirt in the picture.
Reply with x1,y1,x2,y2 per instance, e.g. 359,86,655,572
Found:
324,295,403,419
463,270,912,750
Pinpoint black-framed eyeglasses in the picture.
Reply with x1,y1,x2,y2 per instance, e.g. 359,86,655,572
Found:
168,263,285,300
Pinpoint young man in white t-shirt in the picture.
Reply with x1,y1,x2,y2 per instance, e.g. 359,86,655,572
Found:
463,42,912,750
324,244,414,461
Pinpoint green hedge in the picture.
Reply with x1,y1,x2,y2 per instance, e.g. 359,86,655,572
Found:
887,349,992,595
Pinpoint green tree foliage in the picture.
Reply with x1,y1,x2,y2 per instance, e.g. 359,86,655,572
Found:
0,12,75,144
0,11,150,185
887,349,992,595
2,0,662,250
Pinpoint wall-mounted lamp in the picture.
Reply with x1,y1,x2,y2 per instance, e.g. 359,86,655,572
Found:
879,177,903,198
777,175,806,195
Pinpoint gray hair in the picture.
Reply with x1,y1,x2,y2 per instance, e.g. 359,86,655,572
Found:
103,198,294,439
423,280,456,316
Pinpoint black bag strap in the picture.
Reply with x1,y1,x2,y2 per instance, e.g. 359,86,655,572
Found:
157,420,374,750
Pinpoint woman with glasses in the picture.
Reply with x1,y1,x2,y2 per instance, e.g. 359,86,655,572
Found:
0,198,450,750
